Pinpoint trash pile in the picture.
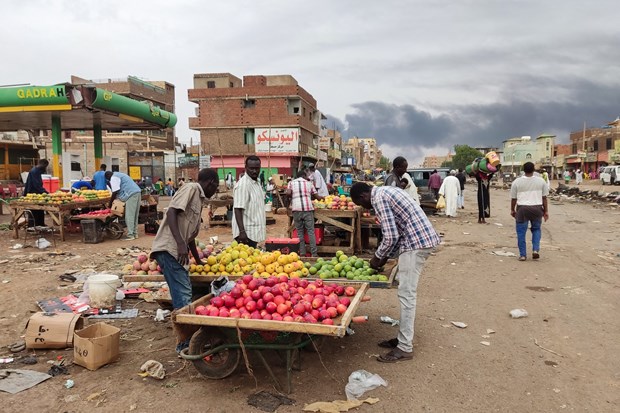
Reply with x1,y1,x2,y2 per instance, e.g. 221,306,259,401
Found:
551,184,620,205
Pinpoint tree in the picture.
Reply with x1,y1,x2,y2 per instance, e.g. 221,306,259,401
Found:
379,156,391,171
443,145,484,171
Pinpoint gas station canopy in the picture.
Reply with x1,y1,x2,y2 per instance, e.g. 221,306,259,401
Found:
0,83,177,131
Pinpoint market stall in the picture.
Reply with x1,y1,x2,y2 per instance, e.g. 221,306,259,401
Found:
287,208,362,255
9,191,111,241
205,196,234,227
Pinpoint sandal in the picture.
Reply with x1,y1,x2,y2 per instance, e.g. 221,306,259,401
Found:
377,347,413,363
532,252,540,260
377,338,398,348
518,256,526,261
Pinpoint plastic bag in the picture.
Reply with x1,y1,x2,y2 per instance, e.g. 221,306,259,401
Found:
345,370,388,400
211,276,235,296
435,195,446,210
35,238,51,249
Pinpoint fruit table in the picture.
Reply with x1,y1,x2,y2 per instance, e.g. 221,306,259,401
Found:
287,207,362,255
205,196,234,227
174,281,369,393
9,198,111,241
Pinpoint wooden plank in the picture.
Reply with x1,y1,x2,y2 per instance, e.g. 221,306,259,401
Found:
174,281,369,338
318,214,353,232
317,245,354,254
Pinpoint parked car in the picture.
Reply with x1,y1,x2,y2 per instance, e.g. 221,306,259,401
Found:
407,168,450,190
600,166,620,185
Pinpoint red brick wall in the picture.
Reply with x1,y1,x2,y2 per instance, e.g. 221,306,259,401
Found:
200,128,255,155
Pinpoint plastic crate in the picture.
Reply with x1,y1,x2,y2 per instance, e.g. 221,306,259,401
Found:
292,224,324,245
265,238,300,254
81,219,103,244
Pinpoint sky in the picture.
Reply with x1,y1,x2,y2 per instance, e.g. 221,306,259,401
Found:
2,0,620,166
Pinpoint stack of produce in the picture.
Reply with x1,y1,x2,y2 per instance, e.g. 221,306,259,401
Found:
122,252,162,276
15,192,73,205
307,251,388,281
313,195,356,210
72,189,110,202
193,274,356,324
465,151,501,180
82,208,112,217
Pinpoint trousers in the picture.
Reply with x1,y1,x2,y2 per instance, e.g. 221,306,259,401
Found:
124,192,141,237
293,211,317,256
516,219,542,257
396,248,432,353
152,251,192,309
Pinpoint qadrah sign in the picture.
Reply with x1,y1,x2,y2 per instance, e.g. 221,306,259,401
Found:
255,128,300,155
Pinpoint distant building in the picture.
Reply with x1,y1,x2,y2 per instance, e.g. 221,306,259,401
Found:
422,153,453,168
188,73,321,178
565,119,620,172
502,134,555,174
343,137,382,170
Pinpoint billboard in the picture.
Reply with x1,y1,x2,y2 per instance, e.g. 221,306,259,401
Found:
255,128,299,155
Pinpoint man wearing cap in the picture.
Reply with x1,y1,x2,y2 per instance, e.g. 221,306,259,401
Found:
265,177,275,203
308,164,329,198
438,170,461,217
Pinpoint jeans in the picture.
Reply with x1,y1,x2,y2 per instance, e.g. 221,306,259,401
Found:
397,248,432,353
293,211,317,256
152,251,192,309
124,192,141,237
516,219,542,257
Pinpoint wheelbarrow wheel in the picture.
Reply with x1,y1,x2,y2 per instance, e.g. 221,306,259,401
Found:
106,222,125,239
189,327,240,379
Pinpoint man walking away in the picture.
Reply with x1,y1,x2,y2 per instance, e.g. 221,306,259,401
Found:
510,162,549,261
385,157,408,189
308,164,329,198
350,182,440,363
106,171,142,240
575,169,583,185
456,169,466,209
439,170,461,217
93,164,108,190
428,169,442,200
287,168,322,257
23,159,49,227
150,168,219,352
233,156,266,248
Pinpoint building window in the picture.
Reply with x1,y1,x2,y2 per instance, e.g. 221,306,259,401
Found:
593,140,598,151
288,98,301,115
244,128,255,145
302,107,306,117
243,99,255,108
207,81,215,89
526,153,532,159
606,138,613,150
546,141,550,150
572,144,577,153
229,82,234,88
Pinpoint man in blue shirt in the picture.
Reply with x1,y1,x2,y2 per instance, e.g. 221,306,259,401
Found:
105,171,142,240
71,176,93,192
93,164,108,190
351,182,440,363
23,159,49,227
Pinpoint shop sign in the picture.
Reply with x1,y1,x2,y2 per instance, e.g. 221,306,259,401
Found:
255,128,299,155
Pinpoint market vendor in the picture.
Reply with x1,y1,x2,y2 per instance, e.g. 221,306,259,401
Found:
232,156,266,247
350,182,440,363
71,176,94,192
150,168,219,353
105,171,141,241
23,159,49,227
287,167,322,257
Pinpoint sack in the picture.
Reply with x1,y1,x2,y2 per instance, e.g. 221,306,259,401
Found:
436,195,446,209
110,199,125,216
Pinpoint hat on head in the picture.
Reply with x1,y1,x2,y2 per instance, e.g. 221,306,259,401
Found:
308,163,315,169
268,177,273,181
83,176,91,181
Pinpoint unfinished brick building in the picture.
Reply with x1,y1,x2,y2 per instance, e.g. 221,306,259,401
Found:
188,73,321,178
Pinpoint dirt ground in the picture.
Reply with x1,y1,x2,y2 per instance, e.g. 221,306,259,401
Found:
0,180,618,413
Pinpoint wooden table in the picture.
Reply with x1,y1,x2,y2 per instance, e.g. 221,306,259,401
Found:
9,199,110,241
205,197,234,227
287,207,362,255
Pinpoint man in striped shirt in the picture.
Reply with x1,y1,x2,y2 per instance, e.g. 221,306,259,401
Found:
287,168,322,256
233,156,266,247
350,182,441,363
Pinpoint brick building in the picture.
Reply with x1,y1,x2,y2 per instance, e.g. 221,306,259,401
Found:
565,119,620,173
343,137,382,170
188,73,321,178
422,153,453,168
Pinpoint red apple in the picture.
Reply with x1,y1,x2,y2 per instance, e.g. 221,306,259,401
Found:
256,299,265,310
243,289,252,298
209,307,219,317
242,274,253,284
235,297,245,309
250,311,261,319
262,314,272,320
248,279,258,290
271,313,283,321
345,286,356,297
251,290,261,300
283,315,294,322
339,297,351,306
336,303,347,315
265,302,277,314
299,279,309,288
293,303,305,315
211,297,224,308
274,295,286,306
278,275,289,283
263,292,275,303
218,308,230,317
194,305,207,315
223,295,235,308
277,303,288,315
327,307,338,318
335,286,345,296
246,300,257,312
230,287,241,299
322,318,334,325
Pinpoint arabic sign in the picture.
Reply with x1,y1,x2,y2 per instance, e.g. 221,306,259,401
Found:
255,128,299,155
319,136,330,150
199,155,211,169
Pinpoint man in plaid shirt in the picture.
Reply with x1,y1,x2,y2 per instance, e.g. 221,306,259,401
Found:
287,168,322,256
350,182,440,362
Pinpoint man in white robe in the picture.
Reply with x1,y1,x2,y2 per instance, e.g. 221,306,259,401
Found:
401,172,420,204
439,170,461,217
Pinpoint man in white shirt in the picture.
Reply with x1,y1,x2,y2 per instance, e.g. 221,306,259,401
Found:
308,164,329,198
233,156,266,247
510,162,549,261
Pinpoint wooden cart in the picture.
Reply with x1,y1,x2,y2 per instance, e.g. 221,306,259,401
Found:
173,282,369,393
287,208,362,255
9,198,110,241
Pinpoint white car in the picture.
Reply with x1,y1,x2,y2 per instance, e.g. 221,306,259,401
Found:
600,165,620,185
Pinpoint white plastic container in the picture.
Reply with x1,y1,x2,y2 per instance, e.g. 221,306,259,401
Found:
87,274,121,308
264,202,273,212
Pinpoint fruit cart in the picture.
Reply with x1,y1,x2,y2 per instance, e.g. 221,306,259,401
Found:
9,197,111,241
174,281,369,393
70,211,125,241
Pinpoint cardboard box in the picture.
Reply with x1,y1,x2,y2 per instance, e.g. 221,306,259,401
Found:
110,199,125,216
25,312,84,349
73,322,120,371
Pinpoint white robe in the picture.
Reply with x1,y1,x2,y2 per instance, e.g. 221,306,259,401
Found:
401,172,420,204
439,175,461,217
